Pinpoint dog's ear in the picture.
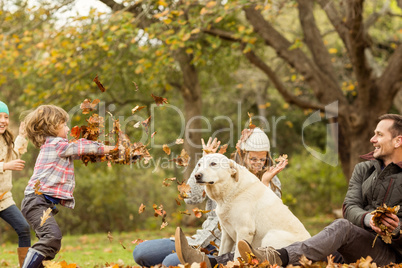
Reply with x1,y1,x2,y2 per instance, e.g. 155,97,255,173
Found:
229,160,239,182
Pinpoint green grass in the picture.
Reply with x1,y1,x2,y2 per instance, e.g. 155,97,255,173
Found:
0,215,336,268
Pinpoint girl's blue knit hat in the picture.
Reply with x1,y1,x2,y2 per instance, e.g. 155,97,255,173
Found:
0,101,9,115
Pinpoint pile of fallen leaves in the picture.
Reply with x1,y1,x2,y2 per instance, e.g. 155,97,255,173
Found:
35,254,402,268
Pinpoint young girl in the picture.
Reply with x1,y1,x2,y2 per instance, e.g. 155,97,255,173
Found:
20,105,115,268
0,101,31,268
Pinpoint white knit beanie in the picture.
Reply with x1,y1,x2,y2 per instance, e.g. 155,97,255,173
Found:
240,128,270,152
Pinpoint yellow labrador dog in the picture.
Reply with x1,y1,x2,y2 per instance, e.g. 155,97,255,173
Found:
194,153,311,259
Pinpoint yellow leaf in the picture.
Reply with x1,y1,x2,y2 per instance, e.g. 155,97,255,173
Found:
185,48,193,54
191,28,200,34
328,48,338,54
214,17,223,23
283,103,290,109
286,121,294,128
43,260,62,268
200,7,208,15
206,1,217,8
182,33,191,41
238,25,246,32
158,0,168,7
163,19,172,24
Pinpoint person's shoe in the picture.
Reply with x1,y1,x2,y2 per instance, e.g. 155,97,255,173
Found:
21,248,45,268
175,227,212,268
17,247,30,268
238,240,282,266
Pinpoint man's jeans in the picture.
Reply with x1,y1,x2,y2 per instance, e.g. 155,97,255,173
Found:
0,204,31,247
21,194,62,259
285,219,402,266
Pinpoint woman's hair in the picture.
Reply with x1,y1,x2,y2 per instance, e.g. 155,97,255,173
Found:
231,149,281,195
2,129,16,161
23,105,69,148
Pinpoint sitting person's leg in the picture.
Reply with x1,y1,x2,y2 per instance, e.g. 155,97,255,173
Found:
239,219,399,266
133,238,175,267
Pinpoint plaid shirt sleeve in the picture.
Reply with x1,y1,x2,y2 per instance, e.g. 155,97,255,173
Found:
57,138,104,157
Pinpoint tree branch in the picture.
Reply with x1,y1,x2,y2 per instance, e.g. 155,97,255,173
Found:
378,44,402,100
297,0,338,86
243,4,345,106
244,48,336,113
317,0,351,53
345,0,374,109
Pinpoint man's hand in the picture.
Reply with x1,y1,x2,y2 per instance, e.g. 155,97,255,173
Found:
370,212,400,236
3,159,25,171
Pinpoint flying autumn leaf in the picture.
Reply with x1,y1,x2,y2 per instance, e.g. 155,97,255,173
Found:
34,181,42,195
151,131,157,138
236,128,253,152
247,112,256,129
132,81,139,91
131,239,144,245
119,241,126,249
193,208,211,218
175,139,184,144
275,154,288,167
107,231,113,242
131,105,146,114
0,191,8,200
171,149,190,167
142,116,152,134
151,93,168,106
160,221,168,230
152,204,167,220
138,203,146,214
218,144,228,154
40,208,52,227
70,126,81,140
177,182,191,199
134,121,141,128
80,99,100,114
93,75,106,92
163,144,171,155
162,177,176,187
180,210,191,215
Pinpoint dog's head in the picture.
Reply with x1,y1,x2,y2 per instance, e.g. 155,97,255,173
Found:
194,153,239,185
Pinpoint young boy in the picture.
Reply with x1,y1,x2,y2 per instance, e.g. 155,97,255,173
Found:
20,105,115,268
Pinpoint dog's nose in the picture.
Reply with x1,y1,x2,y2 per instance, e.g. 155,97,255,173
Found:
195,173,203,181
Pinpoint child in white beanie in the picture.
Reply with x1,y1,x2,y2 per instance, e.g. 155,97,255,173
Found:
233,127,287,198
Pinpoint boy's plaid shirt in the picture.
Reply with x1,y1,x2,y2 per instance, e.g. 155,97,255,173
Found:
24,137,104,209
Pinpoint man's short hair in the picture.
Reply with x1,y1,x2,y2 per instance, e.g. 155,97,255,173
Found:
379,114,402,137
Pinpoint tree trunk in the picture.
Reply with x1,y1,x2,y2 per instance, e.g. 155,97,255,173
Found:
173,49,203,179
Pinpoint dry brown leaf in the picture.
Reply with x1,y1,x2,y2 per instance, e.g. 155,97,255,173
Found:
34,180,43,195
107,231,113,242
151,93,168,106
163,144,171,155
93,75,106,92
218,144,228,154
175,139,184,144
160,221,168,230
0,191,8,200
131,105,146,114
171,149,190,167
138,203,146,214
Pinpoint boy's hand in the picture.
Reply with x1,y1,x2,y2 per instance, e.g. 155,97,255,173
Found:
4,159,25,171
104,146,116,154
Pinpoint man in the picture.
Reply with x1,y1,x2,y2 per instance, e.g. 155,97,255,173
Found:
236,114,402,266
176,114,402,267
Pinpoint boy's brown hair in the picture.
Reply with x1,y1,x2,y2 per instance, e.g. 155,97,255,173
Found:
24,105,69,148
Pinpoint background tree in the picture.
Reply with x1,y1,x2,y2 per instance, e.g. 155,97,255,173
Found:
195,0,402,178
